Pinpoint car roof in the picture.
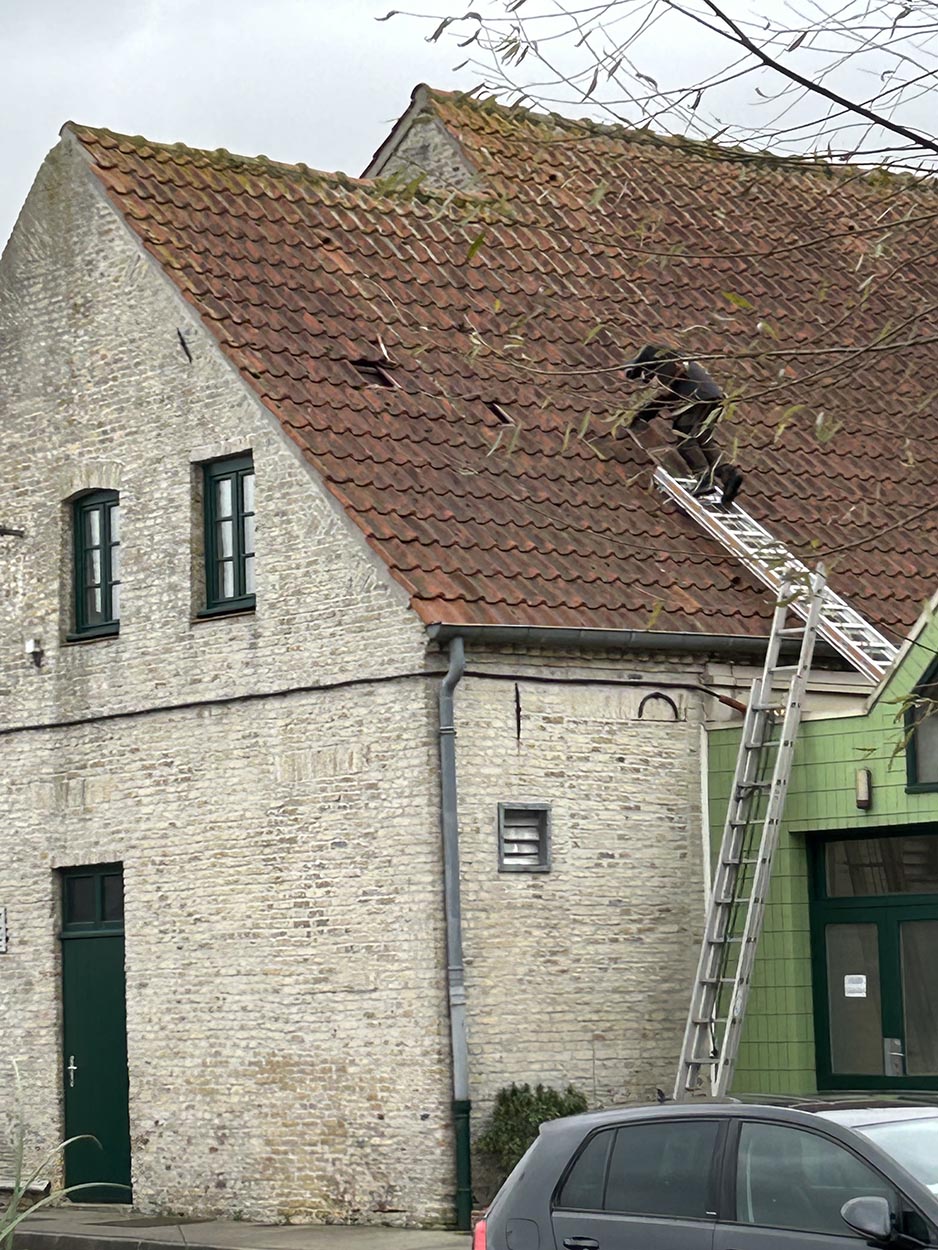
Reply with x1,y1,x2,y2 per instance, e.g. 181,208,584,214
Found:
817,1106,938,1128
540,1096,938,1138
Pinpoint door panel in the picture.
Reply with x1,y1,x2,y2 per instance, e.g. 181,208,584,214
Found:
721,1120,898,1250
551,1119,720,1250
901,920,938,1075
713,1226,857,1250
61,866,131,1203
825,923,883,1076
552,1210,715,1250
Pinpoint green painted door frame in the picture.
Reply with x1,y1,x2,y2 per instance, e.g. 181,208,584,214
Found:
61,865,132,1203
809,833,938,1091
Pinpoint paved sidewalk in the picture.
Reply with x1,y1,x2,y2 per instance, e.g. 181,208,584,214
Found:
13,1206,471,1250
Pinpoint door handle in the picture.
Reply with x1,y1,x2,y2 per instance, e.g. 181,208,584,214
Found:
66,1055,78,1088
563,1240,599,1250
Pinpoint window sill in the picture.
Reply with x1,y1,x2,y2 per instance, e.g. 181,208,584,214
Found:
194,601,256,623
65,626,120,643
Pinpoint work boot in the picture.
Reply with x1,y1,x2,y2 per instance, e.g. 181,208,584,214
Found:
720,469,743,507
690,474,717,497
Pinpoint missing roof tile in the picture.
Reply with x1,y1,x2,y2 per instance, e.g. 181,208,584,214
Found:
487,402,513,425
353,360,399,389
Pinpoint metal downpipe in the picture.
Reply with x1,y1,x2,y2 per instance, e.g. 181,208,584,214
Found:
438,636,471,1230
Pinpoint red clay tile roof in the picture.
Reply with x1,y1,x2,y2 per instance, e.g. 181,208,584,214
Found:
66,90,938,644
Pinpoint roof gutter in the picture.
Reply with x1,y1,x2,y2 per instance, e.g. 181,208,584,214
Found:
426,623,841,662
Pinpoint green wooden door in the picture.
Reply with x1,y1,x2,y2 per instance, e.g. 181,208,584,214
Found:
811,831,938,1090
61,866,132,1202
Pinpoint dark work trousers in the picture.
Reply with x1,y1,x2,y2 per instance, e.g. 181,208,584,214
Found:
672,400,734,487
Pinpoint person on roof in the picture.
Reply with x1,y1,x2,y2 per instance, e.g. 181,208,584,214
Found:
623,344,743,507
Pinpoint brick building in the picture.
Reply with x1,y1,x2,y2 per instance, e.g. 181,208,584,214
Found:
1,86,936,1226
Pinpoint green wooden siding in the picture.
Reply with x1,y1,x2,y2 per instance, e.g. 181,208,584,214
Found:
707,613,938,1094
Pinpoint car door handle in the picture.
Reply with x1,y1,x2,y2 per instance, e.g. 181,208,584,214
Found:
563,1239,599,1250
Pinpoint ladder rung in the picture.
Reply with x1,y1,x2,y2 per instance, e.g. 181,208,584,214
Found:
770,664,800,676
700,976,737,985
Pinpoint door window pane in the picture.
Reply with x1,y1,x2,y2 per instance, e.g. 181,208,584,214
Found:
102,875,124,924
826,923,884,1075
902,920,938,1075
65,876,95,925
604,1119,719,1218
827,836,938,896
736,1122,893,1235
557,1131,612,1210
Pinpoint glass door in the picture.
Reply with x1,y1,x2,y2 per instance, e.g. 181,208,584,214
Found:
811,831,938,1090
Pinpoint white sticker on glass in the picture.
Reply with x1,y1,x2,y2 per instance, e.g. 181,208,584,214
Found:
844,974,867,998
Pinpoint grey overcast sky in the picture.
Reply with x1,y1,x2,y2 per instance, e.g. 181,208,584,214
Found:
0,0,479,250
3,0,935,251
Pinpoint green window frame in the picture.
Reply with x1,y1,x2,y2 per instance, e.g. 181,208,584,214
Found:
201,455,255,615
905,656,938,792
70,491,120,640
60,864,125,936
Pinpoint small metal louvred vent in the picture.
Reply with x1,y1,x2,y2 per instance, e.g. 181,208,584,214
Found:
498,803,550,872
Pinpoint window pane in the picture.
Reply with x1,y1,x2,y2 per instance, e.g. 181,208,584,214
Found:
244,554,255,594
736,1122,892,1234
827,836,938,896
110,544,121,581
243,513,255,557
557,1131,612,1210
218,519,233,558
215,477,233,519
915,713,938,783
85,587,103,622
86,548,102,586
242,472,255,514
221,560,235,600
102,874,124,923
109,503,120,542
84,508,101,546
604,1120,719,1218
111,581,121,620
826,923,883,1075
902,921,938,1075
65,876,95,925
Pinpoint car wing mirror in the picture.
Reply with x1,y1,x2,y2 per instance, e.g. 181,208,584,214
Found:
841,1196,894,1244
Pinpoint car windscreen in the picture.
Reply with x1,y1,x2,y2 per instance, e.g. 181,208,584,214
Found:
855,1118,938,1194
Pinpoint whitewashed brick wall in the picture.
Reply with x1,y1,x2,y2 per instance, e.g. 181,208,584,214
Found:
0,136,453,1225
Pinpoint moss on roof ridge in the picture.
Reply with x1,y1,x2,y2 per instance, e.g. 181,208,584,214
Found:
65,121,374,194
425,86,937,191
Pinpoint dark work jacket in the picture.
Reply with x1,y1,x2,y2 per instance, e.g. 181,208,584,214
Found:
636,360,724,421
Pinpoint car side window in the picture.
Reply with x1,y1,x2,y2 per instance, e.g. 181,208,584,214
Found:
557,1130,614,1210
736,1122,895,1236
605,1120,721,1218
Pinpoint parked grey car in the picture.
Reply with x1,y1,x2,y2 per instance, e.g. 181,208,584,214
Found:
475,1099,938,1250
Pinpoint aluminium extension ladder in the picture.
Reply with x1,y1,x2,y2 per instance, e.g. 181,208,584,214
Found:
653,468,897,684
654,470,899,1099
674,568,825,1099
